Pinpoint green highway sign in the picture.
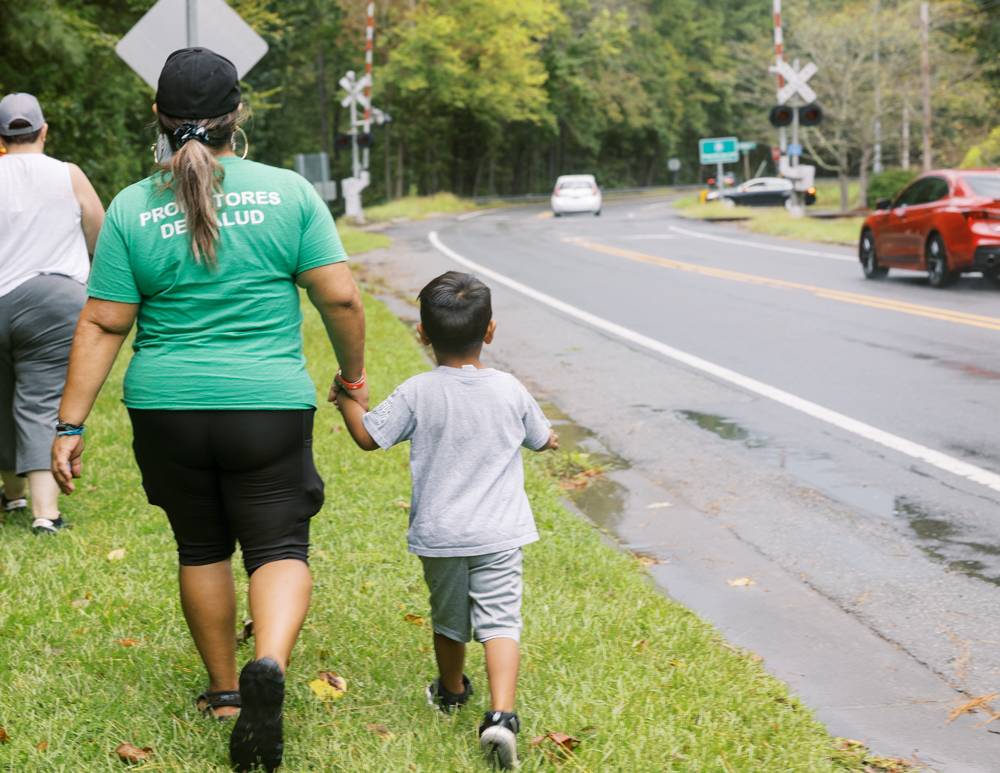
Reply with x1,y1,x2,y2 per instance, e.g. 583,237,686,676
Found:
698,136,739,165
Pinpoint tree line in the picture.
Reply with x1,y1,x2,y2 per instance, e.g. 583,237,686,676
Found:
2,0,997,208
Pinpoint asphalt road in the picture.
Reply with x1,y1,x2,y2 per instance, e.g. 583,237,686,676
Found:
357,195,1000,771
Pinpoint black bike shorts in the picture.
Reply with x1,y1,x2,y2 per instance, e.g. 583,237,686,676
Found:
129,409,325,575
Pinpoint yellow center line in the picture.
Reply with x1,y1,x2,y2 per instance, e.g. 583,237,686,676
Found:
563,237,1000,333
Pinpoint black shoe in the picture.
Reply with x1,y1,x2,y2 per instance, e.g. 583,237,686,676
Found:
425,674,473,714
1,491,27,512
230,658,284,772
31,516,68,535
479,711,520,769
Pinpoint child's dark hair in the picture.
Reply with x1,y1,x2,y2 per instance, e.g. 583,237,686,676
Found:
418,271,492,353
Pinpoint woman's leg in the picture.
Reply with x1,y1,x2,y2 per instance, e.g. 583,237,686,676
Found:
248,559,312,671
179,560,240,717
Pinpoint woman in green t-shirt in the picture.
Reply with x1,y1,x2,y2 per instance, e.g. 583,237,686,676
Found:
50,48,367,773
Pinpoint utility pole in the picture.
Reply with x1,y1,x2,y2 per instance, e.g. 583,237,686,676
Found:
920,1,932,171
186,0,198,46
773,0,787,160
872,0,882,174
362,2,374,171
901,101,910,170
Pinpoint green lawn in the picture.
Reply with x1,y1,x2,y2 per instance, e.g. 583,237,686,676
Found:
336,220,392,255
362,193,479,224
0,293,894,771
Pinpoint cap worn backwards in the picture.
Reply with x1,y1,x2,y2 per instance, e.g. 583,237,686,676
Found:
0,93,45,135
155,47,241,120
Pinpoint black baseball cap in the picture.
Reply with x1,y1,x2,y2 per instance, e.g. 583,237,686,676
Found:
155,47,240,119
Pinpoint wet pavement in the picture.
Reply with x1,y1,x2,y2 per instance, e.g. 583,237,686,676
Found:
355,197,1000,771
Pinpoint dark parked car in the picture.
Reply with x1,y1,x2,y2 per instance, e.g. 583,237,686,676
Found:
859,169,1000,287
720,177,816,207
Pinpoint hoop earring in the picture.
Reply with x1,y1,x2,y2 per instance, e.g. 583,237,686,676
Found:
152,133,173,164
231,127,249,159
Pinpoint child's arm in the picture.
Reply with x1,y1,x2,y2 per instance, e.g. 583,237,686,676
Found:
538,429,559,452
335,390,379,451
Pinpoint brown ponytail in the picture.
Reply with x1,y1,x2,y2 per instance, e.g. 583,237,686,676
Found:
157,107,244,265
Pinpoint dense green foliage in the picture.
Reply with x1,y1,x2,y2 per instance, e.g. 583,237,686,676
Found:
2,0,997,206
962,126,1000,168
867,168,919,204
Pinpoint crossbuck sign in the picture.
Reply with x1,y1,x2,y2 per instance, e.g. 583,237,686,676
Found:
770,60,817,105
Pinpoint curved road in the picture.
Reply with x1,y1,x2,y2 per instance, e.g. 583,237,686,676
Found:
359,195,1000,771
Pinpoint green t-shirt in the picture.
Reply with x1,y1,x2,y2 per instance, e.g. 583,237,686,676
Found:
88,156,346,410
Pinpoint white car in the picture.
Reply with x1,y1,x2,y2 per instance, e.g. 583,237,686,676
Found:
551,174,602,216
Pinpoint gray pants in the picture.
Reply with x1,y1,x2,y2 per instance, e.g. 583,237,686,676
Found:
0,275,85,475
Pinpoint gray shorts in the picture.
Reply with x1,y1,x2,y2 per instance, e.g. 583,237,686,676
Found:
420,548,524,644
0,275,85,474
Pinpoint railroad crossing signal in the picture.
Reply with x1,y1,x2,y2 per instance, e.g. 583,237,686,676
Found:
116,0,268,89
340,71,371,112
769,60,817,105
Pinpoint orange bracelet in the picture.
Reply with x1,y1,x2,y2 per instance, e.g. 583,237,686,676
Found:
335,368,366,390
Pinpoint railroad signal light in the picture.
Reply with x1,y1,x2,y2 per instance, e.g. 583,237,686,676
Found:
798,103,824,127
357,133,374,149
334,134,352,150
769,105,794,128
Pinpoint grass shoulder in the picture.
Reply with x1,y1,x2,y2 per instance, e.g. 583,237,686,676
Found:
0,292,901,771
674,191,863,247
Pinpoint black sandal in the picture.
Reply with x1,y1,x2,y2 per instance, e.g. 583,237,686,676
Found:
196,690,241,721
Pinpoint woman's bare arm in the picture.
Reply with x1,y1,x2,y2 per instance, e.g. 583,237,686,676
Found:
297,262,368,409
52,299,137,493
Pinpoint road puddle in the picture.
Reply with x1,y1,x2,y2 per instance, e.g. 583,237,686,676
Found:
895,498,1000,586
540,402,629,530
676,408,1000,586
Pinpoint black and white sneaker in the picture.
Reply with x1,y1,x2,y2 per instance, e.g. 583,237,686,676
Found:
31,516,68,535
229,658,285,772
1,491,27,512
425,674,473,713
479,711,520,769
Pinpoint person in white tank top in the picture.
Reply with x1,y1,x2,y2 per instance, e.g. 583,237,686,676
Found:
0,92,104,533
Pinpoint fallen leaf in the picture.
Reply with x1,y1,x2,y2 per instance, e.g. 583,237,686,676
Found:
632,552,661,569
36,740,48,752
330,425,343,433
117,638,140,647
947,692,998,723
236,619,254,644
71,598,90,609
727,577,756,588
631,638,649,652
394,501,410,510
308,678,345,701
115,742,152,763
530,732,580,757
317,670,348,693
559,468,603,491
646,501,673,509
0,727,8,743
366,723,393,740
106,548,126,561
403,613,426,626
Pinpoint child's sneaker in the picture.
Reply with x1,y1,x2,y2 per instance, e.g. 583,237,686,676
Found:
479,711,520,769
425,674,473,713
31,516,68,535
1,491,27,512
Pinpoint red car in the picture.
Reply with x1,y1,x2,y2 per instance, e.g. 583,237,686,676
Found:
859,169,1000,287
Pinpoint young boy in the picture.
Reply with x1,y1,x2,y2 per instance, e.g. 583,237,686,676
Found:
335,271,557,769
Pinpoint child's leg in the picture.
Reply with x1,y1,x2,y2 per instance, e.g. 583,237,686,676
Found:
434,632,467,695
469,548,524,712
484,637,519,712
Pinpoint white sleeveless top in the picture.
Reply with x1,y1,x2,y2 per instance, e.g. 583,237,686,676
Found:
0,153,90,298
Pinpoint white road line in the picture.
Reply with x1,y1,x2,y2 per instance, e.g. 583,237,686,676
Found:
428,230,1000,496
619,235,676,241
669,224,856,262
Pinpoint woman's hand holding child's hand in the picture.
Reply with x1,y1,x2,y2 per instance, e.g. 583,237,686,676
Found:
542,430,559,451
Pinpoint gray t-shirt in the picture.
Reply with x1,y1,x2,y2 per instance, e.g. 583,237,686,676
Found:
363,365,551,557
